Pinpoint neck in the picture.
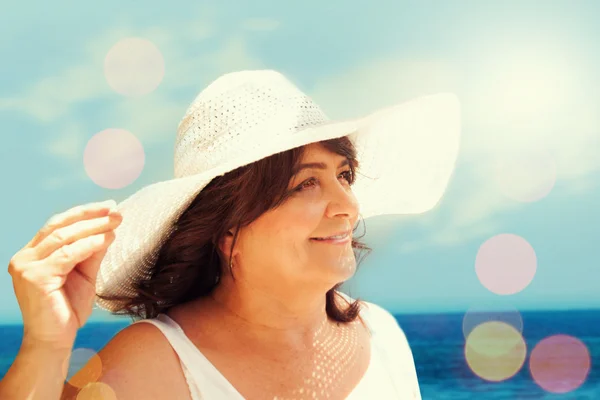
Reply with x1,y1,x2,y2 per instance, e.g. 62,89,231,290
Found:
206,275,337,350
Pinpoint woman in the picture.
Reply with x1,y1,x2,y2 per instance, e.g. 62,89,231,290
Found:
2,69,460,399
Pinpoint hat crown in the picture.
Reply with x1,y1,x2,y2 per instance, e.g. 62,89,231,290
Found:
173,70,330,178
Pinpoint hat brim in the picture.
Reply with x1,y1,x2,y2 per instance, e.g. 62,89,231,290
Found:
95,92,461,312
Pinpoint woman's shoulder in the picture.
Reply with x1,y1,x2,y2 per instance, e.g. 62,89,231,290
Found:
62,321,192,400
336,291,410,344
338,292,422,397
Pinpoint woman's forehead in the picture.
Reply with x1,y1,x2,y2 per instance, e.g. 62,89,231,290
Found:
300,143,344,161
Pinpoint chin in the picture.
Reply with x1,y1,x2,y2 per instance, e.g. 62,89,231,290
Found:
323,260,357,281
302,265,354,287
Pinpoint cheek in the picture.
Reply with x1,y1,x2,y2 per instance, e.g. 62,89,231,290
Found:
299,202,324,219
282,201,324,227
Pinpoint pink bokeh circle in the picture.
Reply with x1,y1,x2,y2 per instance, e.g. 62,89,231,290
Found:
475,233,537,295
83,128,145,189
494,150,557,203
529,334,591,394
104,37,165,97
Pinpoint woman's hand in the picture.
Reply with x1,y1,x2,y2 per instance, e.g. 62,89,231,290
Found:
8,200,122,350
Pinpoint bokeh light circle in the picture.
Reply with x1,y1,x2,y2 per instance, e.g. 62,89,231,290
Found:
463,306,523,340
529,334,591,394
104,37,165,97
475,233,537,295
84,128,145,189
465,321,527,382
66,348,103,389
77,382,117,400
494,150,557,203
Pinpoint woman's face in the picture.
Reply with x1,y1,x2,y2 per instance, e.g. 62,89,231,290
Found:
224,143,360,294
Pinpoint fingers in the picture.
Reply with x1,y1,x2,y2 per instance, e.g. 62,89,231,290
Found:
34,212,122,261
44,230,117,278
71,232,116,290
27,200,118,250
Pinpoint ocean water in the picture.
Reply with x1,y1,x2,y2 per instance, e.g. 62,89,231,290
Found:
397,310,600,399
0,309,598,399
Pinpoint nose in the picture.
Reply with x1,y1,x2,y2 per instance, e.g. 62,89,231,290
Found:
323,180,360,221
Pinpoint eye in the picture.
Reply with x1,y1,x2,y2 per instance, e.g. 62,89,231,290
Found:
294,170,355,192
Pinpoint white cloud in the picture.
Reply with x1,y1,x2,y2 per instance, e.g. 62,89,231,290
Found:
40,123,91,190
0,5,220,124
109,33,264,147
0,97,22,110
0,27,146,122
241,18,281,32
309,59,464,120
46,122,86,161
400,208,503,254
309,56,600,253
5,9,264,192
4,6,266,195
209,35,264,71
1,64,109,123
42,169,89,191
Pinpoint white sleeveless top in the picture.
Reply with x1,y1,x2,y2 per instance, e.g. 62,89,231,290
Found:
133,296,422,399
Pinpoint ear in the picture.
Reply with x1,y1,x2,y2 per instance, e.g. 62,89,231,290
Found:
217,228,238,260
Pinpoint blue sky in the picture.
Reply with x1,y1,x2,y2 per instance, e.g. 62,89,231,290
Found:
1,0,599,323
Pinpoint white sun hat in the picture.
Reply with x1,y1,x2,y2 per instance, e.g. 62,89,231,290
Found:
94,69,461,312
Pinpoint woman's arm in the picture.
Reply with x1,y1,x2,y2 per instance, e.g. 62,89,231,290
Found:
0,339,71,400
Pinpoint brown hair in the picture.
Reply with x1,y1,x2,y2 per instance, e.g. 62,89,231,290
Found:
96,136,373,323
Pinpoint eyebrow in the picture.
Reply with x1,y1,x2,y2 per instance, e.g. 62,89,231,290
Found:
292,159,350,175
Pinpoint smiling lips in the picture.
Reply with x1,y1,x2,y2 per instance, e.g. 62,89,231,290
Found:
310,231,351,244
311,230,351,240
